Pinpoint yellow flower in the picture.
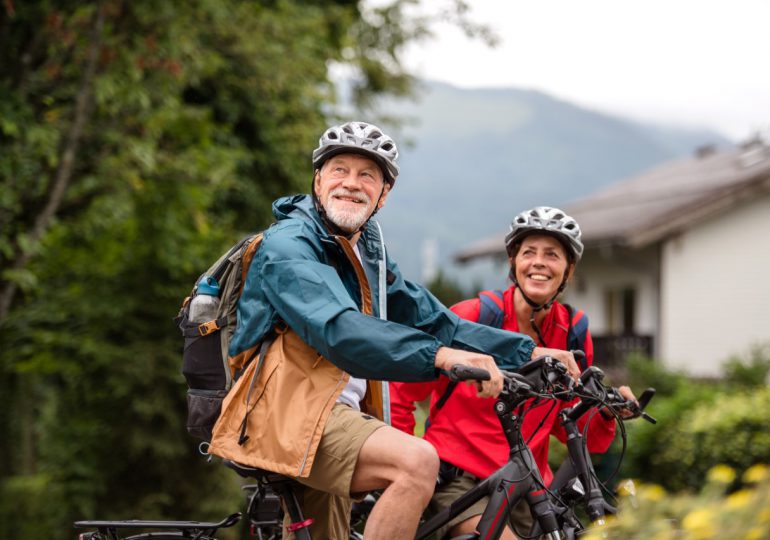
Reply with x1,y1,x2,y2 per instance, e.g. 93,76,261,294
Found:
743,526,767,540
682,508,714,539
743,464,769,484
639,483,667,502
707,464,736,485
725,489,753,510
759,507,770,523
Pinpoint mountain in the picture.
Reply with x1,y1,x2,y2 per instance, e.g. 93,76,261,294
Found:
372,81,732,288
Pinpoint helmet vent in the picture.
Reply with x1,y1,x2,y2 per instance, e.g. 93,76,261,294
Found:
312,121,400,184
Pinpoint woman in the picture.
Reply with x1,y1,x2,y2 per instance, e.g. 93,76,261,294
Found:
391,206,634,539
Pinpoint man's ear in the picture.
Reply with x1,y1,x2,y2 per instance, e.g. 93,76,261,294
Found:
376,182,392,210
313,170,321,197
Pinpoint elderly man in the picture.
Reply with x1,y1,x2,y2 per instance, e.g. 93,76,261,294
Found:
209,121,578,540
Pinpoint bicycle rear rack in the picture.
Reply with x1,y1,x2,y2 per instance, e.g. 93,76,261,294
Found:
74,512,241,539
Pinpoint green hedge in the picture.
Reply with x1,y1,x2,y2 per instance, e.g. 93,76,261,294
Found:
616,344,770,493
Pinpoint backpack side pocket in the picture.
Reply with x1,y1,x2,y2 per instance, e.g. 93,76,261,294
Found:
186,388,229,441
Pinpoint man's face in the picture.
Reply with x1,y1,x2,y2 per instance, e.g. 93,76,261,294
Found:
314,153,390,233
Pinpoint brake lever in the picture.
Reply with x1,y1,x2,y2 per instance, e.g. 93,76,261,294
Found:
609,387,658,424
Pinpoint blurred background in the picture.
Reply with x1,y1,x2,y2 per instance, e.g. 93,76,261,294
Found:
1,1,768,538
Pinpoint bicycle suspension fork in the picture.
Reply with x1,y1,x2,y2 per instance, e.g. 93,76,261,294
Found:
559,405,607,525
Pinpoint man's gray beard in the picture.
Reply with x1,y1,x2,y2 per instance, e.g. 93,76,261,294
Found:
323,190,371,233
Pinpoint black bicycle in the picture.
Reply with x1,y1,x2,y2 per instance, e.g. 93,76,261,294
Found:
75,357,654,540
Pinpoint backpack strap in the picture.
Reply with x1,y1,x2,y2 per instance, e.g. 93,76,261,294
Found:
478,289,505,328
239,233,263,293
435,290,505,411
564,303,589,371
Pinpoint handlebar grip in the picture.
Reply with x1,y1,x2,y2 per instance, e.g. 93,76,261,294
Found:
447,364,491,382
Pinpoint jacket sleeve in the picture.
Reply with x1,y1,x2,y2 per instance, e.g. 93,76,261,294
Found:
389,380,437,435
386,268,536,371
551,331,616,453
255,224,439,382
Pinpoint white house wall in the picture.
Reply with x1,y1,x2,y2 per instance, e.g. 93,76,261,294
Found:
564,245,659,340
660,192,770,376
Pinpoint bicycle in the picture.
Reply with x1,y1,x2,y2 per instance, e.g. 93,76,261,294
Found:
413,355,656,540
75,356,654,540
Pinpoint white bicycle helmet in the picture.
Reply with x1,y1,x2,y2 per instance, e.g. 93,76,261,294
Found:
505,206,584,261
312,121,399,185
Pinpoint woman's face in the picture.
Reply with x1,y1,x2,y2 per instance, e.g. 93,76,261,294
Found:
511,234,573,305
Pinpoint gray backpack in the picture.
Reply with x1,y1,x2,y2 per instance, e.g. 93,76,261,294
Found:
175,233,263,441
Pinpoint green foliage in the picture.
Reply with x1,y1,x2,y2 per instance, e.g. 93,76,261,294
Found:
0,473,63,539
723,342,770,389
425,270,477,307
617,344,770,493
648,388,770,493
1,1,481,537
624,353,688,396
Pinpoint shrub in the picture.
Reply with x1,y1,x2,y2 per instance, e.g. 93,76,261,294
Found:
723,342,770,389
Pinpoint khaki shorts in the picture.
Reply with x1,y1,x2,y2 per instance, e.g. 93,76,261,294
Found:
430,473,534,539
284,403,386,540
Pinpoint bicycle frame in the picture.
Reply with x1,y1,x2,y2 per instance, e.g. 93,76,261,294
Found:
415,436,568,540
416,361,580,540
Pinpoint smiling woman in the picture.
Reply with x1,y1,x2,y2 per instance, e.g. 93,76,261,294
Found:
504,206,583,345
389,205,635,539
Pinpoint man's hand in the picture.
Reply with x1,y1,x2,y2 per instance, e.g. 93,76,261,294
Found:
531,347,581,380
434,347,504,399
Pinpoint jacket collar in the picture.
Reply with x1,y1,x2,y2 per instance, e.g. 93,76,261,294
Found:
272,194,384,260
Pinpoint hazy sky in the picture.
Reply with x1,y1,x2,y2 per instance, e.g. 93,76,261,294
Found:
400,0,770,141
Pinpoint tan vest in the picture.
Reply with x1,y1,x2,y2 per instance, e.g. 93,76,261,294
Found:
208,237,383,477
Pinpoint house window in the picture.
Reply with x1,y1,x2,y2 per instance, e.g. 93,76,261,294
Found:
604,287,636,335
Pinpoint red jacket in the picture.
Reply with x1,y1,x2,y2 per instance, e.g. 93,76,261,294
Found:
390,286,616,486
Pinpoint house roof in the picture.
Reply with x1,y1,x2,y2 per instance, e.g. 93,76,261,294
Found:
455,140,770,264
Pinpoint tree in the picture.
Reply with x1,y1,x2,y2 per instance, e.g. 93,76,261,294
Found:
0,1,492,537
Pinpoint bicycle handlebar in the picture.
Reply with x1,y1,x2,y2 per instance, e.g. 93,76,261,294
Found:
448,355,657,424
447,364,491,382
571,365,657,424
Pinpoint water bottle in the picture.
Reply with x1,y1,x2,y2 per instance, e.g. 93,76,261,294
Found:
188,276,220,324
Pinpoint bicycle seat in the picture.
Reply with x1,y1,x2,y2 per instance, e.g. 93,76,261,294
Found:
222,459,290,484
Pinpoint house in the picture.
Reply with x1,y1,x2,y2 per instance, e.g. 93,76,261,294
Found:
453,138,770,377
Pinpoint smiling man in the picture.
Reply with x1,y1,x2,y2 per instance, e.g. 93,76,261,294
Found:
209,122,580,540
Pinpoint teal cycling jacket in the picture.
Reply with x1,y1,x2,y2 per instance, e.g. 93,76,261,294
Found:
229,194,536,382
